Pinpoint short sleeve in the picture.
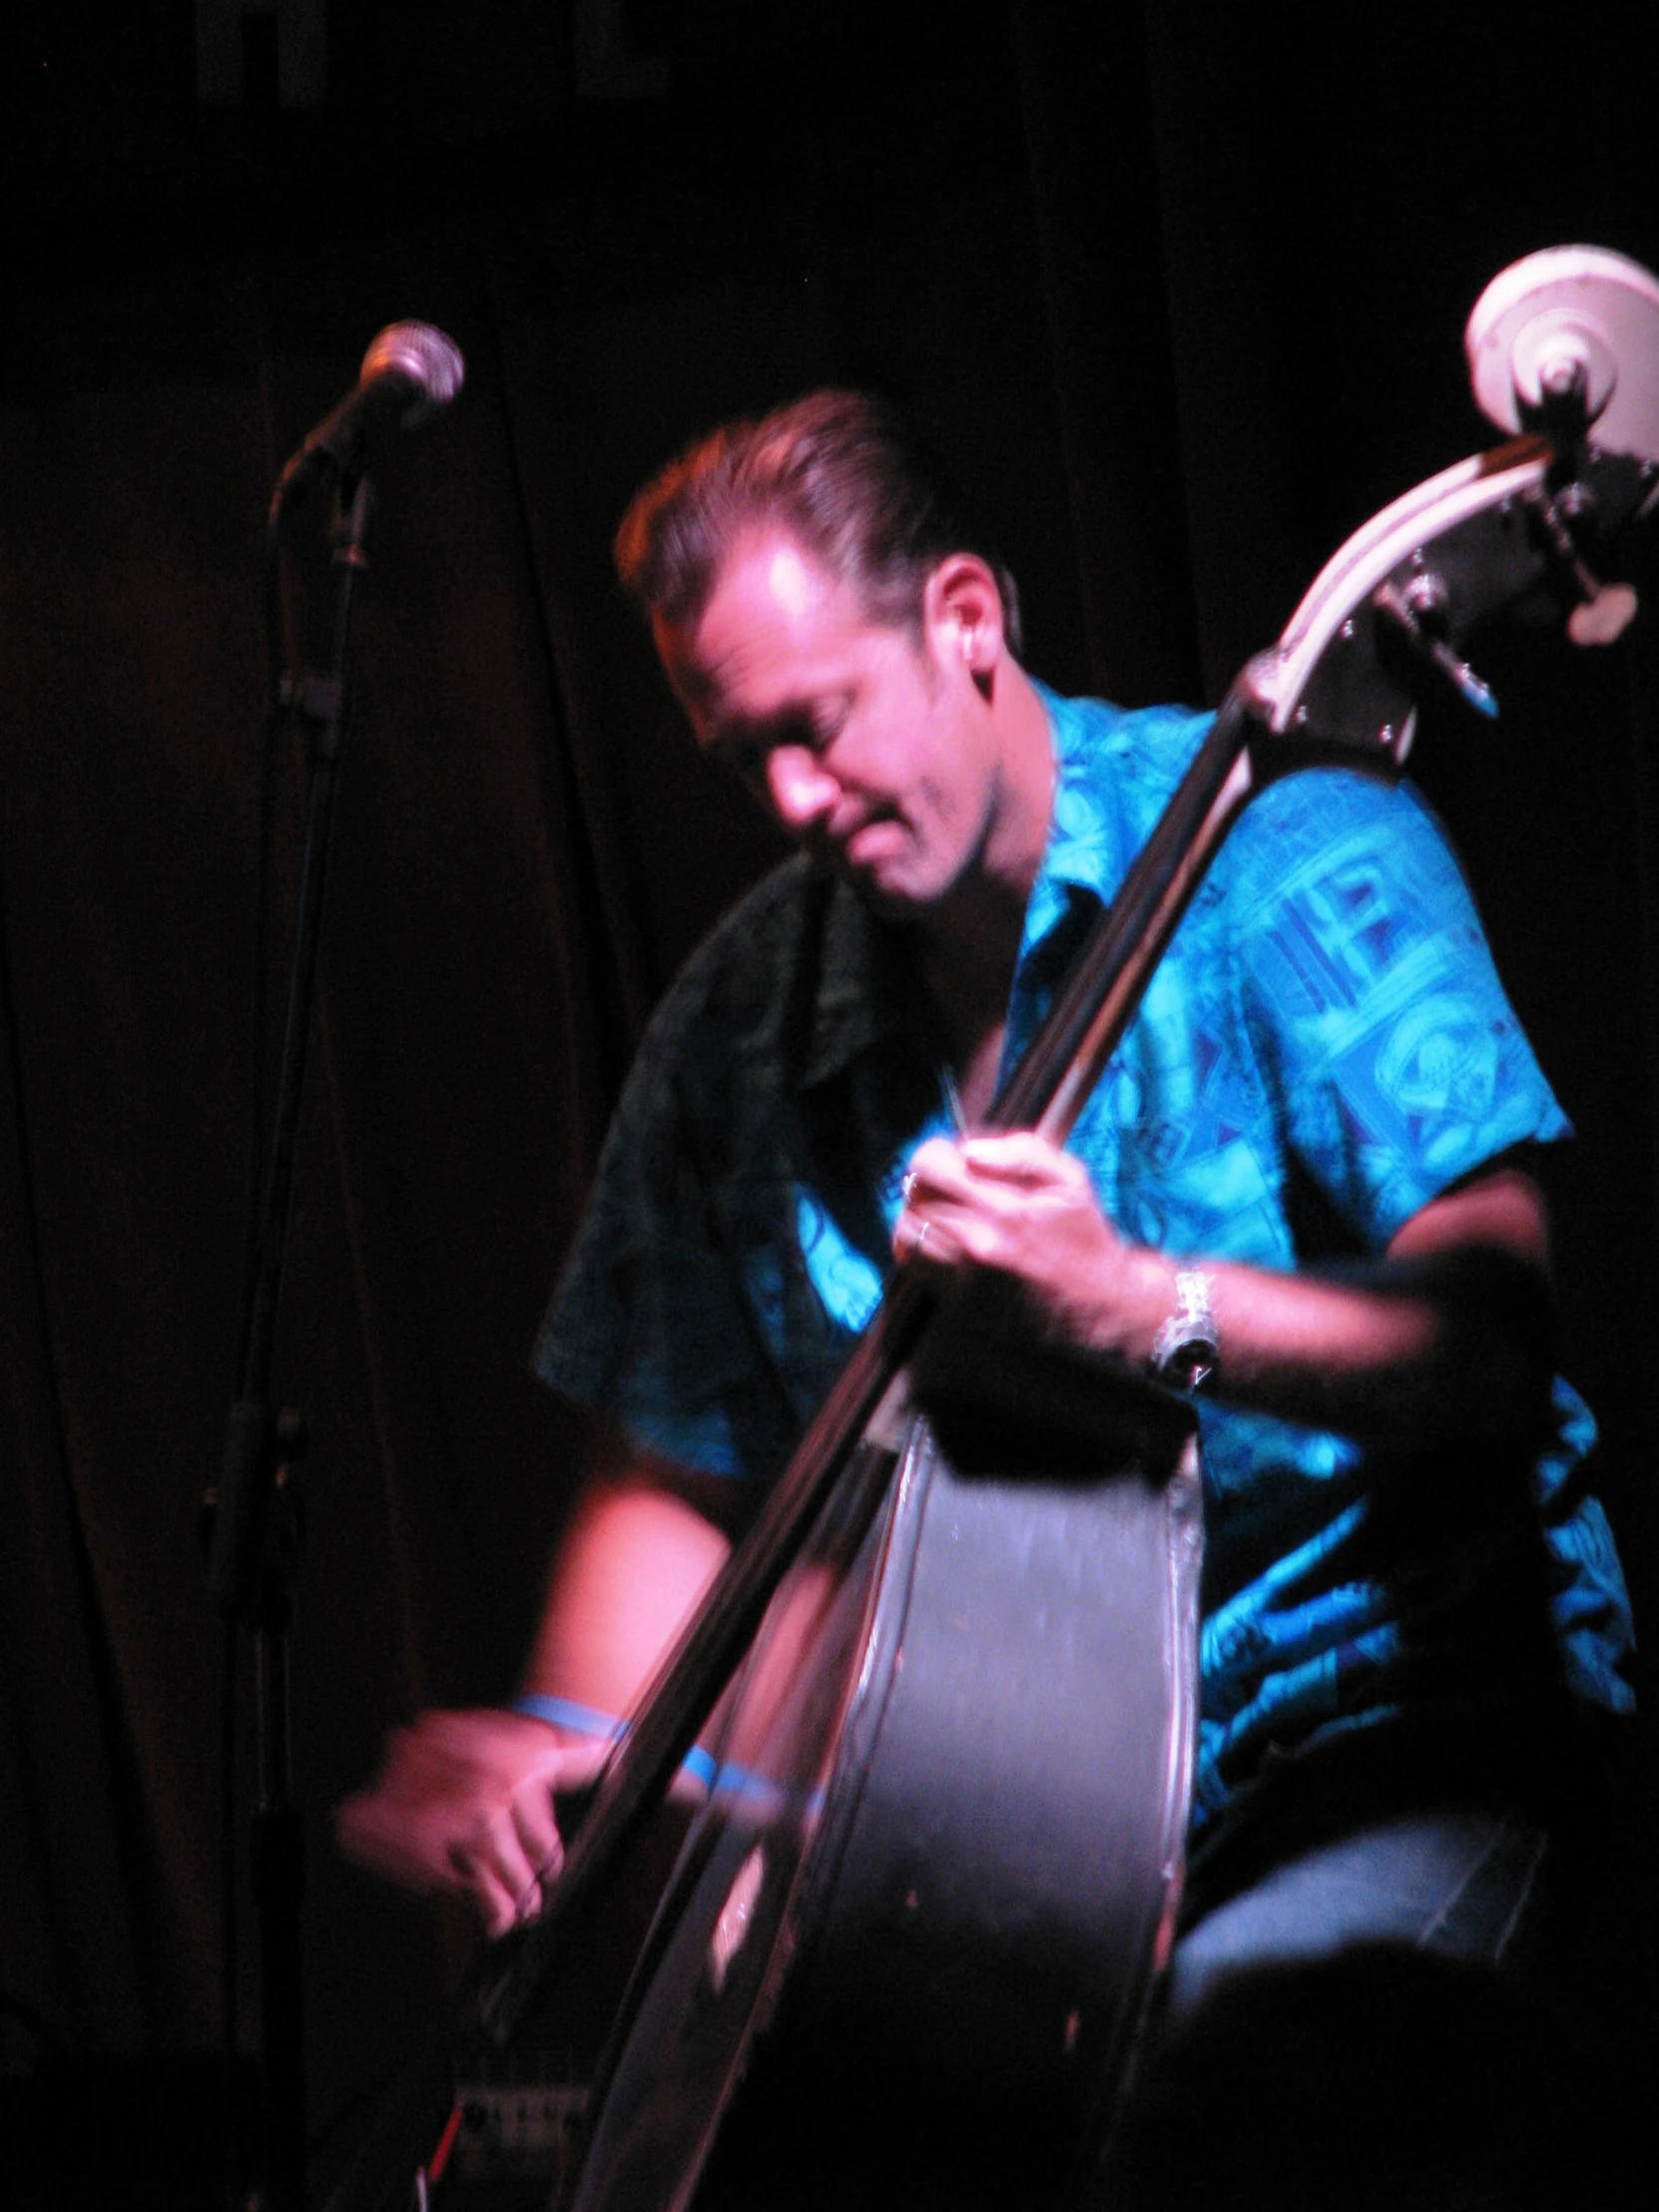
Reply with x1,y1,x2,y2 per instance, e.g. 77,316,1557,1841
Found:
1230,772,1569,1248
533,994,785,1479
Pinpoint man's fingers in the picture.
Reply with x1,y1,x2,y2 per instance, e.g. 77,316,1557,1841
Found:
510,1779,565,1889
468,1805,546,1929
900,1135,969,1207
958,1131,1086,1187
334,1707,589,1931
455,1846,530,1939
906,1201,1008,1264
901,1131,1082,1212
452,1801,545,1932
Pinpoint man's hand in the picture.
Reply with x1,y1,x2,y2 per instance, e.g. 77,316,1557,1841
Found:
335,1708,610,1938
340,1470,733,1937
893,1130,1163,1357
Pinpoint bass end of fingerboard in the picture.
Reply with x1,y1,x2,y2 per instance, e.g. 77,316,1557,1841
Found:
863,1369,914,1452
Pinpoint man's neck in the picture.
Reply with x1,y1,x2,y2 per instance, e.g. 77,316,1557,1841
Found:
912,924,1018,1126
912,661,1054,1117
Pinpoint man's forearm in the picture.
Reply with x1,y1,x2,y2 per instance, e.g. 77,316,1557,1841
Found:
520,1473,733,1725
1128,1239,1553,1445
1050,1165,1552,1444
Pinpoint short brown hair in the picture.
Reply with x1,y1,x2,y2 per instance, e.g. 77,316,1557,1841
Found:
614,389,1022,655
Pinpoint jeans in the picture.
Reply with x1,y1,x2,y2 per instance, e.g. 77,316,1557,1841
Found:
1099,1806,1559,2211
1165,1804,1546,2025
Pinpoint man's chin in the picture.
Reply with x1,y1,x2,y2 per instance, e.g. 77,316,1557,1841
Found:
818,827,952,915
832,850,931,916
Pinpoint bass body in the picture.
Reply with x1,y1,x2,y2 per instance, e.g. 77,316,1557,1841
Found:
569,1353,1202,2212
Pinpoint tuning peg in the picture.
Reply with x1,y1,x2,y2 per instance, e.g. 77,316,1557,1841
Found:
1372,576,1500,720
1523,480,1641,646
1566,585,1639,646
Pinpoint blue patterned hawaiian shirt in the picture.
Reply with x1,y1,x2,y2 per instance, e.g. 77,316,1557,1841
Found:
536,688,1634,1832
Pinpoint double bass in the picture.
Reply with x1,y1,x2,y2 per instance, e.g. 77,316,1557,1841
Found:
329,245,1659,2212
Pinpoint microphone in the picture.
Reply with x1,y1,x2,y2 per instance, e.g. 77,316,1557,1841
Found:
274,321,465,507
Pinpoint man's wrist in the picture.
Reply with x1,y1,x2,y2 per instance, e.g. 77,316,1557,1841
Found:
512,1690,624,1742
511,1692,719,1789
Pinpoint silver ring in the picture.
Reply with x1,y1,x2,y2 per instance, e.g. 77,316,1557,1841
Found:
912,1217,933,1257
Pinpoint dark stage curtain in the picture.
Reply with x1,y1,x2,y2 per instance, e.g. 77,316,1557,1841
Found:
1,1,1654,2190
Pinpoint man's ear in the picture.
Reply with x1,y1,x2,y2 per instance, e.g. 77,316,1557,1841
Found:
922,554,1007,685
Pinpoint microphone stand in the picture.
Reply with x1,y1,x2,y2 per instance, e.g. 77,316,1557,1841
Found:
207,471,375,2212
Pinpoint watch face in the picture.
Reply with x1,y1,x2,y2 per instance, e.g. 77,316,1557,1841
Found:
1168,1340,1217,1391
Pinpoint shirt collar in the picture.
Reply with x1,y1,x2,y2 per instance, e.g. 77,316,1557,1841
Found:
1019,683,1128,955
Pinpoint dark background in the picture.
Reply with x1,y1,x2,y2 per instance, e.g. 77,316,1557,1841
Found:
2,2,1655,2198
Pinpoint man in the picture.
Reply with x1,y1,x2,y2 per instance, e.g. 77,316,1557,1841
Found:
341,392,1634,2200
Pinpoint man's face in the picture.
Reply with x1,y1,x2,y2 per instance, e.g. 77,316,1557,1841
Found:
656,531,1010,915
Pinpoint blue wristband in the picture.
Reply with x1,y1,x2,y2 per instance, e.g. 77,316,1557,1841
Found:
512,1693,718,1789
511,1692,624,1741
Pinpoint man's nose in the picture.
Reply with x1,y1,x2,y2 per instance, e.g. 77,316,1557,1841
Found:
765,746,837,834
